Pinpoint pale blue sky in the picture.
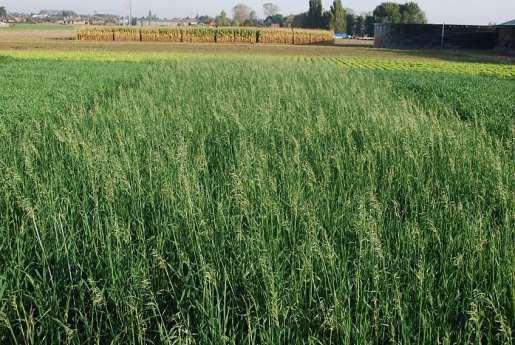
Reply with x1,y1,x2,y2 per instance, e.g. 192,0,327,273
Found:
2,1,514,25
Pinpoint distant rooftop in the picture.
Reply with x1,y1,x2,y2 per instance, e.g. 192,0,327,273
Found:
500,19,515,25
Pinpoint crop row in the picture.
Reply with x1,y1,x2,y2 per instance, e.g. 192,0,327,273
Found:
77,27,335,45
320,57,515,78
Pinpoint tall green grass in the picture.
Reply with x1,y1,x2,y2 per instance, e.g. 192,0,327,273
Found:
0,56,513,344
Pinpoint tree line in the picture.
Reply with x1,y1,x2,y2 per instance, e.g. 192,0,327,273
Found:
300,1,427,36
0,2,428,37
202,1,426,37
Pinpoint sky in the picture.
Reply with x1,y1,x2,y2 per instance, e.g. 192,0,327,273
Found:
2,1,514,25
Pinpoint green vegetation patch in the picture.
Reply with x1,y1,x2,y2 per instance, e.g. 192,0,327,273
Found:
331,57,515,78
0,55,513,344
2,50,513,78
2,23,77,31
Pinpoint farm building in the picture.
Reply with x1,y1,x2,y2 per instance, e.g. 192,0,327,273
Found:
143,18,198,27
374,23,515,54
500,19,515,26
497,21,515,54
374,24,498,50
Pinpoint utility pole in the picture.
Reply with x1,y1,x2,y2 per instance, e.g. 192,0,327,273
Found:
440,23,445,49
129,0,133,26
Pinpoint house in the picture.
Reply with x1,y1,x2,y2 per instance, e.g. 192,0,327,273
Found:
144,18,198,27
146,20,179,27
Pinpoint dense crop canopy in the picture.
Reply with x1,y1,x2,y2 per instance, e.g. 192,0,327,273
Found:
0,52,513,344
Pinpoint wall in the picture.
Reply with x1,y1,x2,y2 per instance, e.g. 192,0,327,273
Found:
496,26,515,54
374,24,500,50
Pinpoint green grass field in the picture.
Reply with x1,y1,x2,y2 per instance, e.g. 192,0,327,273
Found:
0,49,513,344
0,23,78,32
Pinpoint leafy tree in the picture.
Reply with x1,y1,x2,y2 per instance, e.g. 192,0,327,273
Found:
355,15,365,36
346,13,355,35
265,14,285,27
329,0,346,32
232,4,252,24
400,2,427,23
373,2,402,24
292,13,308,28
0,7,7,17
243,10,259,26
215,10,230,27
373,2,426,24
198,15,214,25
62,10,77,17
308,0,323,28
321,10,331,30
365,15,375,36
263,3,280,18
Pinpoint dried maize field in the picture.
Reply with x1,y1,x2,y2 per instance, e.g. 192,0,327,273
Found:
77,26,335,45
0,47,513,345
